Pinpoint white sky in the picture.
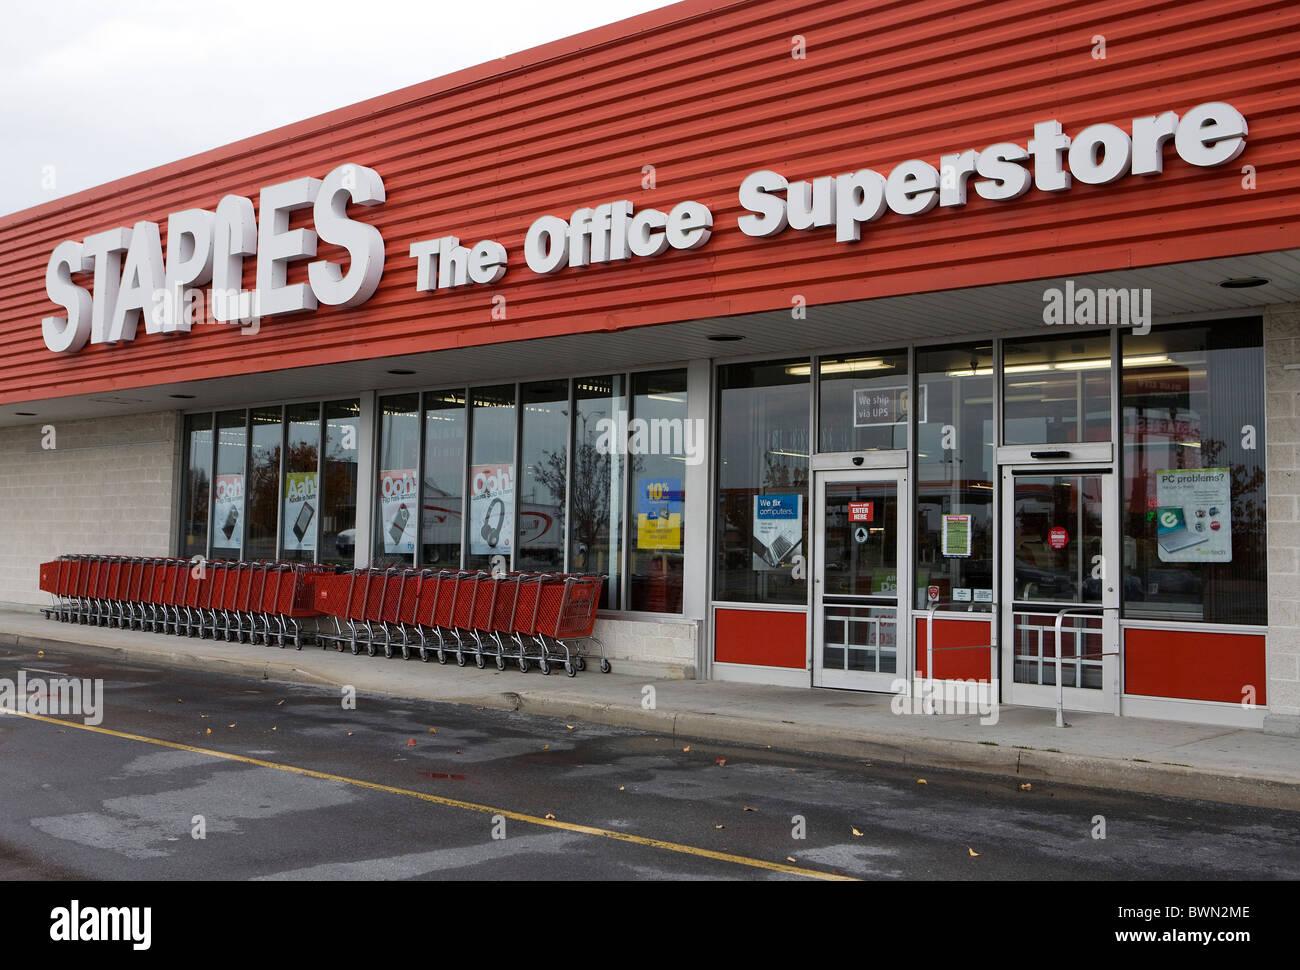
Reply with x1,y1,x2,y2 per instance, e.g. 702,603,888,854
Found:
0,0,677,216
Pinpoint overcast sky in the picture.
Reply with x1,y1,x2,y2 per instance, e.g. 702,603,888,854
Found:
0,0,676,216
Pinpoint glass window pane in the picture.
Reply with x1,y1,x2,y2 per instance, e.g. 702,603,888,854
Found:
322,399,360,565
570,375,625,609
281,403,320,562
376,394,420,567
823,480,900,597
1121,321,1267,624
181,414,212,559
915,343,994,610
467,384,516,570
518,380,568,572
246,407,283,561
628,370,688,613
715,359,810,605
1011,474,1105,605
1003,333,1111,445
211,410,247,560
818,349,909,452
422,389,466,569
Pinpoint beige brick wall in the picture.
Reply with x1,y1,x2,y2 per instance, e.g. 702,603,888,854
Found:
1265,305,1300,734
0,411,181,607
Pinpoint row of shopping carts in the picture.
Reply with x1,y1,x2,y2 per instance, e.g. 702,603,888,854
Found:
37,555,330,649
37,555,608,677
312,569,607,677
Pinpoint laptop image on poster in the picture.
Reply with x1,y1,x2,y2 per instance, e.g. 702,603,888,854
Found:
1156,506,1208,554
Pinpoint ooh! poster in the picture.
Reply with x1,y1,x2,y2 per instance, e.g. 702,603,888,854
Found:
282,471,318,552
470,463,514,555
212,473,244,550
379,469,418,555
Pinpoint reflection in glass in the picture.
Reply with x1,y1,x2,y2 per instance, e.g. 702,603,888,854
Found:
714,360,809,605
321,400,360,565
422,390,466,569
1003,333,1111,445
281,403,320,562
181,414,212,558
817,349,909,452
518,380,568,572
627,370,687,613
246,407,283,561
570,376,625,609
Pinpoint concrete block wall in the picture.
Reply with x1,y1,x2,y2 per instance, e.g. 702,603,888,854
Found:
0,411,181,607
1265,305,1300,736
593,617,700,679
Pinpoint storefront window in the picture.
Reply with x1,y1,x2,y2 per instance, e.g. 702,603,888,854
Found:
375,394,419,567
422,390,466,569
570,376,625,609
211,410,247,560
627,370,688,613
915,343,995,610
818,349,909,452
714,359,810,604
1121,321,1267,624
280,403,320,562
467,384,516,570
1003,333,1111,444
246,407,283,561
518,380,568,572
321,399,359,565
181,414,212,559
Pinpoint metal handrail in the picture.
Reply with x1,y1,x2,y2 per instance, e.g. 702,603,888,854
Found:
1052,606,1119,727
924,599,998,714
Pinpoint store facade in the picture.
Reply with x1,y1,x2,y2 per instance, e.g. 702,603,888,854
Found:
2,0,1298,733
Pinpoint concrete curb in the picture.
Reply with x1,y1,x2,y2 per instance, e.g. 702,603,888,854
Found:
4,629,1298,812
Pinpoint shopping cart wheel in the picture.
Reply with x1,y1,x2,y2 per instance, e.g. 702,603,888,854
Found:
455,650,465,667
366,640,376,658
576,656,586,671
400,641,410,661
518,656,529,673
474,649,486,669
565,661,576,678
419,644,430,663
539,658,550,676
436,645,447,664
350,638,360,656
600,658,612,674
383,639,393,659
495,653,506,671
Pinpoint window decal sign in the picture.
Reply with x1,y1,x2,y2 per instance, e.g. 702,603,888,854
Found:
847,501,874,522
212,473,244,550
379,468,418,555
282,471,318,552
469,464,514,555
942,514,972,557
637,478,682,550
1155,468,1232,562
752,493,801,569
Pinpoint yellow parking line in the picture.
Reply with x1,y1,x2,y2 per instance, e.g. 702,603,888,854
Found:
3,709,856,881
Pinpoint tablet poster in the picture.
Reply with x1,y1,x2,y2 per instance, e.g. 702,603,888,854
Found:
379,468,418,555
212,473,244,550
282,471,318,552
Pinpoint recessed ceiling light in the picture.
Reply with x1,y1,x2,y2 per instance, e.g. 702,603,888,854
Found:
706,334,744,342
1218,277,1269,288
14,411,36,416
387,368,417,375
169,393,195,399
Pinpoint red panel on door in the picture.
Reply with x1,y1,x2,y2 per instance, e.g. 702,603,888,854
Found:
913,617,995,682
1124,628,1266,704
715,609,807,668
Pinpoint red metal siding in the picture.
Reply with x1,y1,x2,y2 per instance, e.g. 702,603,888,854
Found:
1124,627,1266,704
715,608,807,667
2,0,1298,404
913,616,996,682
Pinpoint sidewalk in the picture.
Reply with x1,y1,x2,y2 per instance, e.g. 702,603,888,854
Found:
2,608,1297,811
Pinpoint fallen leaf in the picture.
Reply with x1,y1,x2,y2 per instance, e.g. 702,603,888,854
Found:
566,725,574,731
917,779,927,785
851,826,863,837
199,714,209,718
1019,783,1032,791
766,745,772,750
456,749,462,755
543,745,549,751
428,728,436,734
276,700,284,706
204,728,212,735
714,824,724,830
618,786,625,791
545,813,556,820
743,806,756,813
406,738,416,747
37,650,44,657
715,757,726,767
786,856,797,863
177,698,183,703
271,726,277,731
227,723,236,729
682,746,691,753
968,847,980,857
347,731,353,736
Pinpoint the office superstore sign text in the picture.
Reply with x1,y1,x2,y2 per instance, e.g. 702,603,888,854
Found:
40,102,1247,354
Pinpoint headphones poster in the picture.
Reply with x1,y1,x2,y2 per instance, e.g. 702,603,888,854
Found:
470,463,514,555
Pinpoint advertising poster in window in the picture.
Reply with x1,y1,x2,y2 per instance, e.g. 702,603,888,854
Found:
637,477,682,550
942,514,972,557
1154,468,1232,562
470,463,514,555
379,468,418,555
752,493,802,570
282,471,318,552
853,385,926,427
212,473,244,550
